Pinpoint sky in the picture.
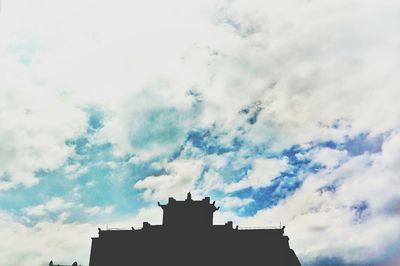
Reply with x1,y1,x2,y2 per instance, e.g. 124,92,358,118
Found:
0,0,400,265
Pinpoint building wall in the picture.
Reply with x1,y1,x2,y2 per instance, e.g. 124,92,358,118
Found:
89,227,301,266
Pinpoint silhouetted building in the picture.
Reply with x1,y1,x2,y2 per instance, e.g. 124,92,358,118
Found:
89,193,301,266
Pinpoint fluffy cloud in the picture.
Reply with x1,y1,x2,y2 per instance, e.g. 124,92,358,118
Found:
0,87,87,189
240,134,400,264
134,159,204,200
310,147,348,169
220,196,254,209
0,212,95,266
84,205,114,217
23,197,73,217
225,158,289,192
3,0,400,166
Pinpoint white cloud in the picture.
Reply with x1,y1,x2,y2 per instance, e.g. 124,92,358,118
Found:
225,157,289,192
57,212,71,222
133,207,163,226
0,202,173,266
87,206,163,230
0,86,87,189
23,197,73,217
86,180,96,188
64,164,88,180
310,147,348,169
134,159,204,201
239,134,400,264
200,170,225,193
2,0,400,163
84,205,114,217
378,132,400,172
220,196,254,209
0,212,95,266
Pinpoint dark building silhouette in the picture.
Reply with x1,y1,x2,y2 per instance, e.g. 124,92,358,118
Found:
89,193,301,266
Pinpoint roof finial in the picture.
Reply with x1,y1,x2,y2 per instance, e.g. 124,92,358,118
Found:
187,192,192,201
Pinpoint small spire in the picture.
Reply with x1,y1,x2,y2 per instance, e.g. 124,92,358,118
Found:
187,192,192,201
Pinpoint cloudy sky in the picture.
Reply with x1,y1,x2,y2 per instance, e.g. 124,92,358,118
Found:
1,0,400,265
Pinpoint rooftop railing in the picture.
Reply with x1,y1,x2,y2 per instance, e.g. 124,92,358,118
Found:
237,226,283,230
49,261,80,266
